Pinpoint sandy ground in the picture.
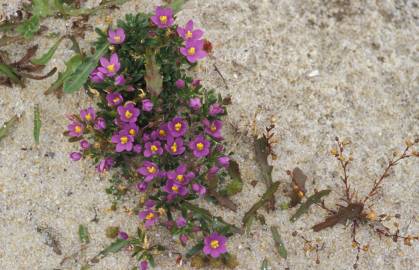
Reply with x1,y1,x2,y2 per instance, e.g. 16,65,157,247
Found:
0,0,418,269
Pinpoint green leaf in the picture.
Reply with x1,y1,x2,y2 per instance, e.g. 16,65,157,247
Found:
99,238,129,256
31,36,65,65
16,15,41,39
0,115,19,143
290,189,331,222
0,63,23,86
242,181,280,231
32,0,56,17
224,160,243,196
78,224,90,244
45,54,83,95
261,258,270,270
185,242,204,258
33,105,41,145
254,135,273,186
63,43,108,93
166,0,189,14
144,49,163,96
270,226,287,259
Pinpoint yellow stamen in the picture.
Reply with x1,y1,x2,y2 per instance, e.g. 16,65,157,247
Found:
159,15,168,24
188,47,196,55
129,129,136,136
196,142,204,151
176,174,184,182
113,97,120,103
120,136,128,144
107,64,115,72
210,240,219,249
147,166,156,174
171,185,179,192
75,125,82,133
85,113,91,121
186,30,193,38
114,36,121,42
145,212,154,220
125,110,133,119
210,124,217,132
170,142,178,153
150,145,158,152
174,122,182,131
159,129,166,136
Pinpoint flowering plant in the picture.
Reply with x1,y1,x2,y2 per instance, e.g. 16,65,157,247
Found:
65,6,241,269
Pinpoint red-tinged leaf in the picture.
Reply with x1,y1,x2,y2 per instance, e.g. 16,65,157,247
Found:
312,203,364,232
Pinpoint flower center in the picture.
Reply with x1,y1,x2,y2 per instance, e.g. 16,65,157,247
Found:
171,185,179,192
114,35,121,42
150,145,158,152
120,136,128,144
186,30,193,38
107,64,115,72
176,174,184,182
159,15,168,24
145,212,154,220
170,142,178,153
75,125,82,133
174,122,182,131
113,97,120,103
159,129,166,136
210,240,219,249
196,142,204,151
147,166,156,174
85,113,91,121
129,129,136,136
188,47,196,55
210,124,217,132
125,110,133,119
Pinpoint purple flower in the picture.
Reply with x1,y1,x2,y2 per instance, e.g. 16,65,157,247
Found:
80,107,96,122
167,164,195,185
108,28,126,44
80,140,90,150
90,68,105,83
133,144,142,153
67,122,84,137
176,216,187,228
126,85,135,92
106,92,123,107
192,183,207,196
175,79,185,89
122,122,139,137
180,40,207,63
177,20,204,41
209,103,225,116
217,156,230,168
189,134,210,158
69,152,82,161
162,180,189,200
139,260,148,270
203,232,228,258
141,99,153,112
144,199,156,209
189,97,202,110
192,79,201,87
203,119,223,139
111,130,134,152
139,209,159,228
137,181,148,192
165,136,185,156
180,234,188,246
151,6,174,29
208,166,220,175
156,123,169,140
118,231,129,240
98,53,120,77
94,117,106,130
117,103,140,123
115,75,125,86
96,157,114,173
168,117,188,137
144,141,163,157
137,161,159,182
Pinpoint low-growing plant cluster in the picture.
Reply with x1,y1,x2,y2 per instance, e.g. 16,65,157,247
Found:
65,6,240,269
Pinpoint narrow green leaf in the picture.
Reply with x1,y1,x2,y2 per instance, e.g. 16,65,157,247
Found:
44,54,83,95
185,242,204,258
99,238,129,256
144,49,163,96
16,15,41,39
270,226,287,259
261,258,270,270
78,224,90,244
0,115,19,142
242,181,280,230
224,160,243,196
32,0,56,17
290,189,331,222
0,63,23,86
33,105,41,145
63,43,108,93
31,36,65,65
